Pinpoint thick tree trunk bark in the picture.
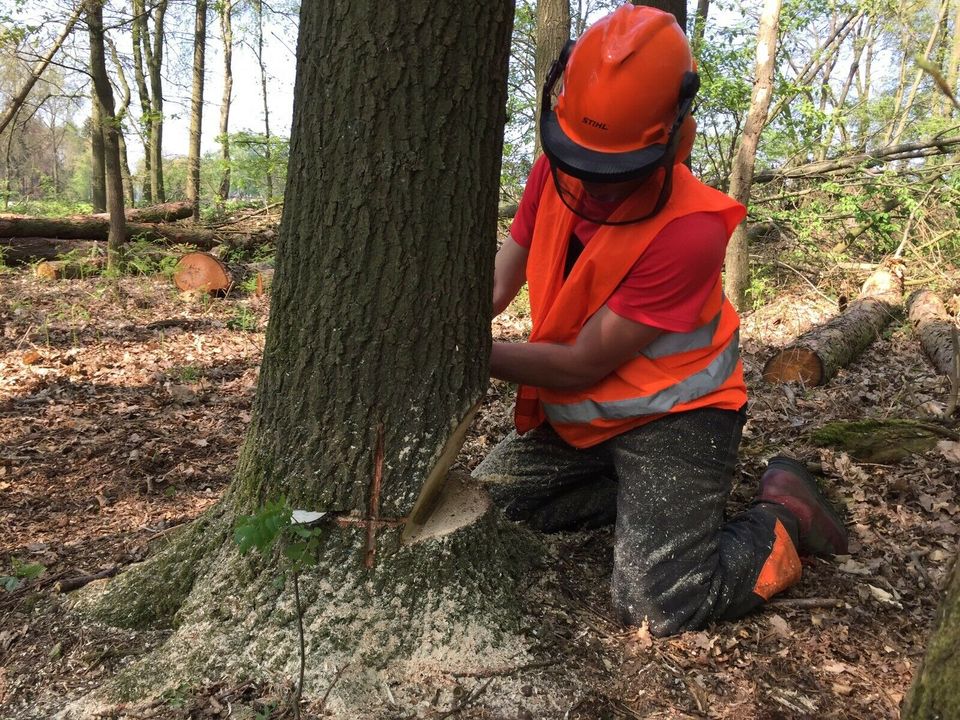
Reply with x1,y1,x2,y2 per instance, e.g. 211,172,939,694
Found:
533,0,570,158
216,0,234,205
723,0,782,311
87,0,126,268
901,555,960,718
763,265,904,385
908,289,958,376
74,2,543,712
187,0,207,221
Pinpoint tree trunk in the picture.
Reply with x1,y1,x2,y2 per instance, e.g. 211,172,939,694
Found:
87,0,126,268
108,37,136,207
145,0,168,203
0,4,83,137
0,237,100,264
763,265,904,385
73,2,543,712
0,216,221,248
902,553,960,718
632,0,686,31
187,0,207,222
723,0,782,311
533,0,570,158
216,0,233,205
255,2,272,203
89,92,106,213
691,0,710,53
908,289,958,376
131,0,153,204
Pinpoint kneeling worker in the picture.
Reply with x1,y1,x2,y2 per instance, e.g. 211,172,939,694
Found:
475,5,848,636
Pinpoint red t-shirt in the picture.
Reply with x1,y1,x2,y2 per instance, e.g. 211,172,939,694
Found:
510,155,729,333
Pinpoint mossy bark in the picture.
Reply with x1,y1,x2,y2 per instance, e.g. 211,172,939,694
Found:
69,2,544,715
902,556,960,719
810,418,957,463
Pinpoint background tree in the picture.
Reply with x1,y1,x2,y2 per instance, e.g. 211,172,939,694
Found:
86,0,125,266
533,0,570,157
79,2,538,713
722,0,782,310
216,0,234,205
186,0,207,220
88,82,106,212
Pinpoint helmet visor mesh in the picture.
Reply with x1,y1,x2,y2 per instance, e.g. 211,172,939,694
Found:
550,165,671,226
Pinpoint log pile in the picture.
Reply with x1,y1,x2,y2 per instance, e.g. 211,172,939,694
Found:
763,263,905,385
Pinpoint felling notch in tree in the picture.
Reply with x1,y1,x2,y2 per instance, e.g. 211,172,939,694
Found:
763,262,905,385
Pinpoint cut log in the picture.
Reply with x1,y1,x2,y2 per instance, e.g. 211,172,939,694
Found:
0,237,101,265
90,201,193,223
173,252,234,293
763,264,905,385
34,258,103,281
908,290,958,376
0,216,221,249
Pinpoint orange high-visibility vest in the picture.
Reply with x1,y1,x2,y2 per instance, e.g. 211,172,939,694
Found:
514,164,748,448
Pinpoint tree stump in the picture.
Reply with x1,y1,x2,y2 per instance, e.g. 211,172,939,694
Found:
907,289,958,376
173,252,233,293
763,264,904,385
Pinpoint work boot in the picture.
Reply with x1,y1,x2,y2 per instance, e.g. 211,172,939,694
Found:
758,456,849,557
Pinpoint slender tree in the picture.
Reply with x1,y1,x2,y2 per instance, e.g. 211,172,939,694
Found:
108,36,136,206
723,0,782,310
87,0,126,267
187,0,207,220
253,0,272,203
89,85,106,212
534,0,570,157
0,3,83,137
216,0,234,205
131,0,153,202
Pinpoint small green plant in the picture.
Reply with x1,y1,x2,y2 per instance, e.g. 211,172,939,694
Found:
227,306,259,332
1,557,46,592
235,499,327,720
169,364,202,383
745,266,775,311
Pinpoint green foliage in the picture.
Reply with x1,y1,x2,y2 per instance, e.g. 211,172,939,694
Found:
216,131,290,203
1,557,46,592
227,305,259,332
234,499,292,556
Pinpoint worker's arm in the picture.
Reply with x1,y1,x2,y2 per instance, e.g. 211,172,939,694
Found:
492,240,529,317
490,306,661,390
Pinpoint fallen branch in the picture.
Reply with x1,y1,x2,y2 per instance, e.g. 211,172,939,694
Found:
907,290,959,376
754,135,960,183
767,597,843,609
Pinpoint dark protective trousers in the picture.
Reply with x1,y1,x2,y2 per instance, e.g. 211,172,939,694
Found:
472,407,799,636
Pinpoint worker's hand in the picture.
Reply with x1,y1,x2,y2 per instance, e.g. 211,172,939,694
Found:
492,239,529,317
491,306,661,390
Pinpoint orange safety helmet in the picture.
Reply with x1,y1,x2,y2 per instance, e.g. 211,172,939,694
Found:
540,5,699,219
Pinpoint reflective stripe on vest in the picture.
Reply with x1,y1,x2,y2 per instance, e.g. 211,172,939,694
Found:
543,330,741,424
640,309,721,360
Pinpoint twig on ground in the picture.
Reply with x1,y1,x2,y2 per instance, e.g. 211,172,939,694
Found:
433,677,494,719
450,659,561,679
767,597,843,609
55,565,119,593
318,663,350,712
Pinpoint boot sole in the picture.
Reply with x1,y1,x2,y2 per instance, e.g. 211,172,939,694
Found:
766,455,848,556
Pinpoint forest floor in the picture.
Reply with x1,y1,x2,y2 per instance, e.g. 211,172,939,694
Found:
0,247,956,719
